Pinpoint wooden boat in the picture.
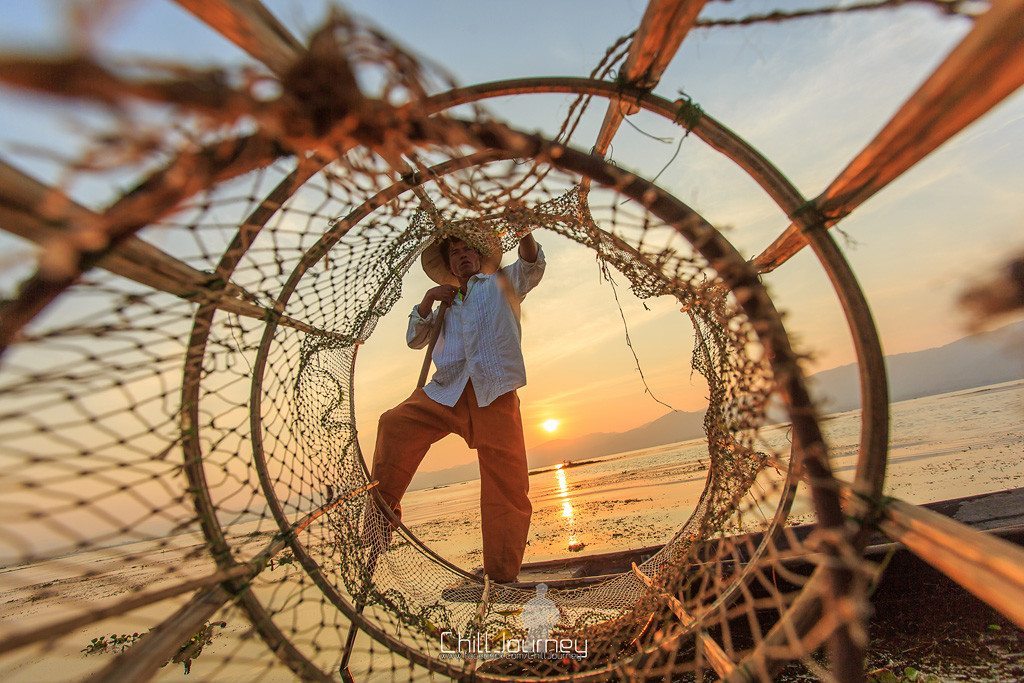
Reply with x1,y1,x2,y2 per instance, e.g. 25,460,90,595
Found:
512,486,1024,589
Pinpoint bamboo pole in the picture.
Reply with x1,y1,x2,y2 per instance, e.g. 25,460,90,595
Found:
172,0,303,77
416,302,449,390
590,0,708,158
0,159,243,296
631,563,735,678
0,133,289,354
0,565,250,658
83,483,374,680
752,0,1024,273
876,495,1024,629
465,575,491,675
90,584,231,683
0,159,340,338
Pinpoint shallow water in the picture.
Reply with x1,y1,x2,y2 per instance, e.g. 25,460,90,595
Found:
402,379,1024,572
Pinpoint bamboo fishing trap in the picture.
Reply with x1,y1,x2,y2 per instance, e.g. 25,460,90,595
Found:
0,1,1022,681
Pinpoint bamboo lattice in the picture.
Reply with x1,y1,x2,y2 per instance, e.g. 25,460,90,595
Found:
0,1,1022,682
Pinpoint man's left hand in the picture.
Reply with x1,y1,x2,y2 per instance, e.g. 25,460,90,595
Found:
518,233,539,263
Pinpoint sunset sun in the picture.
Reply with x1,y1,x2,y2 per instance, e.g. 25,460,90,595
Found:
541,419,560,433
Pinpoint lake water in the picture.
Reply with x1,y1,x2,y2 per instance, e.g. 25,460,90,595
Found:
402,379,1024,571
1,380,1021,680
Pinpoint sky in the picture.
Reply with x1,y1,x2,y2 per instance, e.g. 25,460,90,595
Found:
1,0,1022,480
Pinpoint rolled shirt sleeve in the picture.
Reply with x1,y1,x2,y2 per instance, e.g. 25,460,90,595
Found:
501,244,546,300
407,305,439,349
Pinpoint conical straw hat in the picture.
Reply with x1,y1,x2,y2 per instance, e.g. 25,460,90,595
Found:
420,221,503,286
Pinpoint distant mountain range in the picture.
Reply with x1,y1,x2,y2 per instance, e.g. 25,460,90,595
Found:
408,321,1023,490
804,320,1023,413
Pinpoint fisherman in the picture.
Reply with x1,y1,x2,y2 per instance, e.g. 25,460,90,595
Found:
369,228,545,583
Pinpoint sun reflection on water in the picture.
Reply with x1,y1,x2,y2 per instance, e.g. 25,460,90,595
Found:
553,464,585,552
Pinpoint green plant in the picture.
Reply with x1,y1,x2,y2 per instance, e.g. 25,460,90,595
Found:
80,632,143,655
166,620,227,675
82,621,228,675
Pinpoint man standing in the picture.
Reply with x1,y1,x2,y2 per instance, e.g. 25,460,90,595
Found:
369,230,545,583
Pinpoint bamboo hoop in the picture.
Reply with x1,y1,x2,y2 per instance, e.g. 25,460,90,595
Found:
4,1,1019,671
0,82,879,680
424,77,891,503
232,118,837,681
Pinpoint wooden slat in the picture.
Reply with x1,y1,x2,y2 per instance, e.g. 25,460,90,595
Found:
0,565,251,658
877,495,1024,629
173,0,304,76
592,0,708,156
85,477,375,681
753,0,1024,273
0,159,334,338
632,562,735,678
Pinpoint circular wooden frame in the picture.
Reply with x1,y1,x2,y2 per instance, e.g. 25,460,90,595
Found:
227,117,867,679
0,83,886,679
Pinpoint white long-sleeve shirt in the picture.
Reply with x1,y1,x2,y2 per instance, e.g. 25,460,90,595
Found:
407,245,546,408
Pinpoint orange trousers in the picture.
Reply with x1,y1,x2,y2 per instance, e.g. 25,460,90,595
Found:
370,382,532,582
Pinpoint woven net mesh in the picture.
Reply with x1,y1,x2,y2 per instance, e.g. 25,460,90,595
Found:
3,1,1007,680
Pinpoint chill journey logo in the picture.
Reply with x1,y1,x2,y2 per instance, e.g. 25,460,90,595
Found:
439,584,588,661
